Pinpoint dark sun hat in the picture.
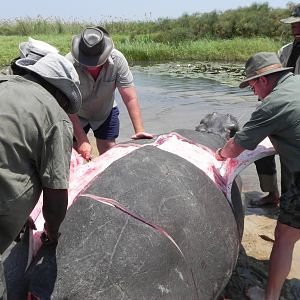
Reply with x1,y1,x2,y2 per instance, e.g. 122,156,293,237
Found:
16,53,82,114
71,26,114,67
239,52,293,88
281,4,300,24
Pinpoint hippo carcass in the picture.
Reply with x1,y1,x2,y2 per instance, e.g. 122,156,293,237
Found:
3,113,276,300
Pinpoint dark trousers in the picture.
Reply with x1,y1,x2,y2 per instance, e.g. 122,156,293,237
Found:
255,155,290,194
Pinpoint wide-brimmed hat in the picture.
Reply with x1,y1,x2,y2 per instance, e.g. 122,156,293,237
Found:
239,52,293,88
16,53,82,114
19,37,59,61
71,26,114,67
281,4,300,24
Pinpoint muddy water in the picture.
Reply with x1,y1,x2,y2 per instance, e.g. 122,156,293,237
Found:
117,62,255,141
114,62,300,299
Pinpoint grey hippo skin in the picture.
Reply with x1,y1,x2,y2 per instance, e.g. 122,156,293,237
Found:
6,113,244,300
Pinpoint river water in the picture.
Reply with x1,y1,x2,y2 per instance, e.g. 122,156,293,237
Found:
117,63,258,142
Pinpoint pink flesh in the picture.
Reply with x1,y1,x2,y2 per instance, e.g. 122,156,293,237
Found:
28,133,275,261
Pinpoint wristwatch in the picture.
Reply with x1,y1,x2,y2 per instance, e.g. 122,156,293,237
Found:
216,148,226,159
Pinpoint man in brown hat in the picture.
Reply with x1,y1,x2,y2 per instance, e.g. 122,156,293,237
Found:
0,53,82,299
279,2,300,71
215,52,300,300
66,26,153,160
253,3,300,207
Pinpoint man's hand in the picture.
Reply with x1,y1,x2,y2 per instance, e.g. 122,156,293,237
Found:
41,222,61,245
14,217,36,242
68,114,93,161
77,141,93,161
215,148,227,161
131,132,154,140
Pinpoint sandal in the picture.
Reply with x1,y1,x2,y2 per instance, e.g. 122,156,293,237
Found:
250,193,280,207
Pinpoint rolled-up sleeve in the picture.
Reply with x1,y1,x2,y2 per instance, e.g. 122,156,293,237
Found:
115,52,134,88
234,107,277,150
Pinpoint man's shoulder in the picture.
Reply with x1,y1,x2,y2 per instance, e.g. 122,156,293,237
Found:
0,75,35,89
110,48,127,61
65,52,73,61
0,74,15,82
1,75,67,117
278,42,293,59
280,42,293,50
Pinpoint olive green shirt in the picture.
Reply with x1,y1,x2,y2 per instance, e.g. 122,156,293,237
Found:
66,49,134,130
235,73,300,174
0,75,73,214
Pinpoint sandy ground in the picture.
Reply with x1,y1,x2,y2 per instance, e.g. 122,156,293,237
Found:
221,163,300,300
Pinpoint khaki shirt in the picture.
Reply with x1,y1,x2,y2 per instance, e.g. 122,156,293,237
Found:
66,49,134,130
235,73,300,175
0,75,73,214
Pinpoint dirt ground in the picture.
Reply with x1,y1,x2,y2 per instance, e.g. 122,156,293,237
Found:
221,163,300,300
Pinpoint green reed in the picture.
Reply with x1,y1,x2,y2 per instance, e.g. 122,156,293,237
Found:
0,35,282,67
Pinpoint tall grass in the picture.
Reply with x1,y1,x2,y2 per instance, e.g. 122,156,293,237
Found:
0,35,282,67
0,4,287,66
0,17,88,35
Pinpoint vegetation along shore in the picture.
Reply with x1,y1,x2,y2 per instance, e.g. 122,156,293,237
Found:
0,3,294,66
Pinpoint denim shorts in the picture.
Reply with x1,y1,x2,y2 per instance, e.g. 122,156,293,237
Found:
83,107,120,140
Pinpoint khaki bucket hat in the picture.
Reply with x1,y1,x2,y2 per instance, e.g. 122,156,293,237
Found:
71,26,114,67
281,4,300,24
19,37,59,61
239,52,293,88
16,53,82,114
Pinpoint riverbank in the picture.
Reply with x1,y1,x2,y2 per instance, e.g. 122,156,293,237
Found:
0,35,282,67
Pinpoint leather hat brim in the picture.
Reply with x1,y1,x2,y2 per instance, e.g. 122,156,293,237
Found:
280,16,300,24
239,67,293,88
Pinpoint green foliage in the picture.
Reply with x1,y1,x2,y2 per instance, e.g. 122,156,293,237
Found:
116,37,281,62
0,35,282,66
0,17,89,36
0,3,294,42
0,3,295,65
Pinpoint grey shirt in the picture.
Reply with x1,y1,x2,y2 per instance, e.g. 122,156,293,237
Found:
234,73,300,175
66,49,134,130
278,42,300,74
0,75,73,214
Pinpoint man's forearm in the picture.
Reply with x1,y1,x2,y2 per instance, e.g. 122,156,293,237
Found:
119,86,145,133
125,99,145,133
68,113,89,143
218,138,246,159
42,188,68,237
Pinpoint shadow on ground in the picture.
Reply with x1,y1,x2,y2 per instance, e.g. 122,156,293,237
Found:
219,191,300,300
220,246,300,300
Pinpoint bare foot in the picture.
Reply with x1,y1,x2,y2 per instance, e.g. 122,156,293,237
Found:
250,192,280,207
245,286,265,300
